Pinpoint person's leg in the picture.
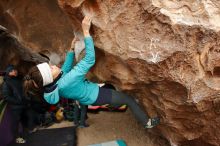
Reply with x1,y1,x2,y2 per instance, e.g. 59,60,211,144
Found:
79,104,89,128
111,90,149,125
11,108,26,143
19,109,26,136
111,90,160,128
93,87,159,128
11,109,22,137
73,101,80,126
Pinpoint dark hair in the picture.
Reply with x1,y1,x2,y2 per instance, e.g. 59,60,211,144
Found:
23,66,43,97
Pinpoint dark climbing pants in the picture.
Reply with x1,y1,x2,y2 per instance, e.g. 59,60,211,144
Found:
74,102,88,126
93,87,149,126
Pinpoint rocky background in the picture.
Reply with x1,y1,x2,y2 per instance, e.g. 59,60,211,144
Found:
0,0,220,146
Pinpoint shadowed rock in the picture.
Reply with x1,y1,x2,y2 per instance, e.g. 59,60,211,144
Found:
0,26,47,75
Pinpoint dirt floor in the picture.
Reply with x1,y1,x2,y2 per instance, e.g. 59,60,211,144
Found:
77,109,170,146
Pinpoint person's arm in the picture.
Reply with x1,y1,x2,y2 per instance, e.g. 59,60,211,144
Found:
74,36,95,75
61,51,74,75
73,16,95,75
61,37,78,75
2,82,21,104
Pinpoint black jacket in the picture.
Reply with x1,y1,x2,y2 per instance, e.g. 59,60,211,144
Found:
2,75,27,109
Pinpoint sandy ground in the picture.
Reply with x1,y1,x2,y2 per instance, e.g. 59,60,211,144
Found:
43,109,169,146
77,110,169,146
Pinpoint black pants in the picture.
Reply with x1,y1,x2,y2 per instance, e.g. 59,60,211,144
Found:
11,108,25,138
73,101,88,126
11,107,37,138
93,87,149,126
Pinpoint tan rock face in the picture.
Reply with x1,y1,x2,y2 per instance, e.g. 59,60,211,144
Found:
59,0,220,145
1,0,220,145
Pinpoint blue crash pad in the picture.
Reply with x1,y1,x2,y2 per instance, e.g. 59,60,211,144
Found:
88,139,126,146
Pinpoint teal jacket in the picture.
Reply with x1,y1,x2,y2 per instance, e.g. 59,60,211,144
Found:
44,36,99,105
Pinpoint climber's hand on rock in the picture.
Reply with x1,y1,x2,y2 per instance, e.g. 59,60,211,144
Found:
69,36,79,51
82,16,92,37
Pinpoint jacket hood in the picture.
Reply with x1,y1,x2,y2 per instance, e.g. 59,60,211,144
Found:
44,86,60,104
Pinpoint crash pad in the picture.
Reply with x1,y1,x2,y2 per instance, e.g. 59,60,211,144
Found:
88,139,126,146
11,126,76,146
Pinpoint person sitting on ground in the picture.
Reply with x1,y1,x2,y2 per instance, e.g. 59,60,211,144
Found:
23,16,160,129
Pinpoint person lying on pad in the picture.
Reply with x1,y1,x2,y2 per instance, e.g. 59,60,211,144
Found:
23,16,160,129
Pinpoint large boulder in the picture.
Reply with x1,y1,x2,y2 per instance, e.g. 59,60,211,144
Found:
59,0,220,146
0,27,47,74
0,0,74,69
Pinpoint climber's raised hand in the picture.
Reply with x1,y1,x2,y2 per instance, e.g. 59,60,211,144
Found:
82,16,92,37
69,35,79,51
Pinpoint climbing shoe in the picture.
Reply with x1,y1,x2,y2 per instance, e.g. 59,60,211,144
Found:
78,123,89,128
145,117,160,128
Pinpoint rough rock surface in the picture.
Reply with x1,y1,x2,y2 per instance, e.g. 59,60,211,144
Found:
0,0,73,68
0,0,220,146
0,27,48,74
59,1,220,146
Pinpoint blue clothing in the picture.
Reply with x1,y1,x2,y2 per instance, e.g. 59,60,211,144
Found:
44,37,99,105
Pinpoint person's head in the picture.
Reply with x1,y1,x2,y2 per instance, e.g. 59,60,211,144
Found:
5,65,18,77
23,62,61,96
